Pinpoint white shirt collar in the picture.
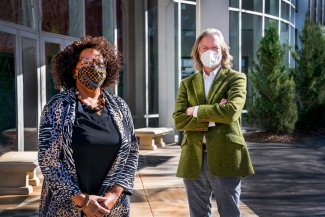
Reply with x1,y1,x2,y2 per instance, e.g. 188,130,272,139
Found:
203,65,221,80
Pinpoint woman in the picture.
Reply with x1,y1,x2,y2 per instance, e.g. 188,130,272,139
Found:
38,36,139,217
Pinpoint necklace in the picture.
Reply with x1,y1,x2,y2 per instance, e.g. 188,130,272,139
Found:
76,90,106,112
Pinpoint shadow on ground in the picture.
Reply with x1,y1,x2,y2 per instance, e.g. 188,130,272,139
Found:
241,138,325,217
137,155,174,171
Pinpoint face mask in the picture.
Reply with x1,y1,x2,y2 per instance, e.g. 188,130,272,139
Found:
77,65,106,90
200,50,221,68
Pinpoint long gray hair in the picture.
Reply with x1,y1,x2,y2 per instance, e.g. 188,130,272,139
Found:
191,28,233,71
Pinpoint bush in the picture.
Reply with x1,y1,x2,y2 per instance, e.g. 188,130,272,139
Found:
290,13,325,130
245,20,297,133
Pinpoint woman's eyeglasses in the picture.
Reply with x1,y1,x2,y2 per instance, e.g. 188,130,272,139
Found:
79,57,107,68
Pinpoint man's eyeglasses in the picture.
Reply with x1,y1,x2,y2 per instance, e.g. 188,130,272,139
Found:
79,57,107,68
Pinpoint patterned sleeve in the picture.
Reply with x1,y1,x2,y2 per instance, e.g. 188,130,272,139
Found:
114,100,139,194
38,102,81,202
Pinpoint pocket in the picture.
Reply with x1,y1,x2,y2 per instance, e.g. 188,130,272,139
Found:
225,133,245,146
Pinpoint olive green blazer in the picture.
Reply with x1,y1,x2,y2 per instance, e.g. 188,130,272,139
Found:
173,68,254,178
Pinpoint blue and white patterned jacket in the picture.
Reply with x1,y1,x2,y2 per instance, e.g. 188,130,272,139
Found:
38,88,139,217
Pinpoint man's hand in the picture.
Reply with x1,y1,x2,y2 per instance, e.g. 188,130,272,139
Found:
219,98,227,105
185,106,195,116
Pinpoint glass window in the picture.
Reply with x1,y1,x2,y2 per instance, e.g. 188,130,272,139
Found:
229,11,239,71
281,2,290,21
102,0,115,43
242,13,262,104
290,6,295,25
85,0,102,37
242,0,263,13
84,0,115,41
174,2,179,94
116,0,147,128
265,0,279,17
280,22,289,66
317,0,322,24
42,0,82,38
0,0,40,29
229,0,239,8
45,42,60,101
290,26,295,68
265,17,279,31
0,32,17,154
148,0,158,118
22,37,38,151
291,0,296,7
181,3,196,80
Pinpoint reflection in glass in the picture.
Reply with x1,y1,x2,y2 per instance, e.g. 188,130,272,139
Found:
116,0,146,128
290,6,295,25
242,0,262,13
290,26,295,68
45,43,60,102
265,17,278,31
0,0,40,29
0,32,17,154
180,3,196,80
229,0,239,8
174,2,179,93
148,0,158,120
103,0,115,43
281,2,290,21
242,13,262,105
280,22,289,66
229,11,239,71
265,0,279,17
42,0,82,37
85,0,103,37
22,37,38,151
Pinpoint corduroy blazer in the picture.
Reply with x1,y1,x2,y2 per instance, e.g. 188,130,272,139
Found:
173,68,254,178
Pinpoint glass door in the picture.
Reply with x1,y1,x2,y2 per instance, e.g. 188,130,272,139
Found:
0,29,17,154
40,36,75,107
20,31,39,151
41,36,63,106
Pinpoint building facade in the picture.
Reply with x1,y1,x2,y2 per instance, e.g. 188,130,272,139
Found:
0,0,298,153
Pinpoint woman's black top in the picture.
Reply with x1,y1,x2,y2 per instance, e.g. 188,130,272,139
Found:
72,100,121,195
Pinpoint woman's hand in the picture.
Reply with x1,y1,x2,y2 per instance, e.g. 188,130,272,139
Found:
83,195,110,217
99,184,124,210
98,192,119,210
71,193,110,217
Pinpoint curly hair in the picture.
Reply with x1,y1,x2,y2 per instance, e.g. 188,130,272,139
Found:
191,28,233,71
52,35,122,90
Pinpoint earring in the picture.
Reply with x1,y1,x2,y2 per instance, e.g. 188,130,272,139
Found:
73,74,77,79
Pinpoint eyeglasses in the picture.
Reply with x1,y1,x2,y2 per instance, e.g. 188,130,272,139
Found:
79,57,107,68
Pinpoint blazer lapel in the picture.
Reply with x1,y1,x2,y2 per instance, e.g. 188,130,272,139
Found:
207,68,228,104
192,72,206,105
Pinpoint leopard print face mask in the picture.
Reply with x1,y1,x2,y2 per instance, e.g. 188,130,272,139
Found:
77,65,107,90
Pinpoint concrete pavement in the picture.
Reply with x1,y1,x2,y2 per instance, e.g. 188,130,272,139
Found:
0,143,258,217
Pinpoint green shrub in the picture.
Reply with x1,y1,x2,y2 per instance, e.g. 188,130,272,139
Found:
245,20,297,133
289,13,325,130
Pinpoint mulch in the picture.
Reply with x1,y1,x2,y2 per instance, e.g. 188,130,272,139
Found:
243,128,325,143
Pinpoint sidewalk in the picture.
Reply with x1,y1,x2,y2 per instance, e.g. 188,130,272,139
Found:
0,143,258,217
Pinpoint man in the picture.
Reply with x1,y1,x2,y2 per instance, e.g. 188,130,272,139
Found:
173,28,254,217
